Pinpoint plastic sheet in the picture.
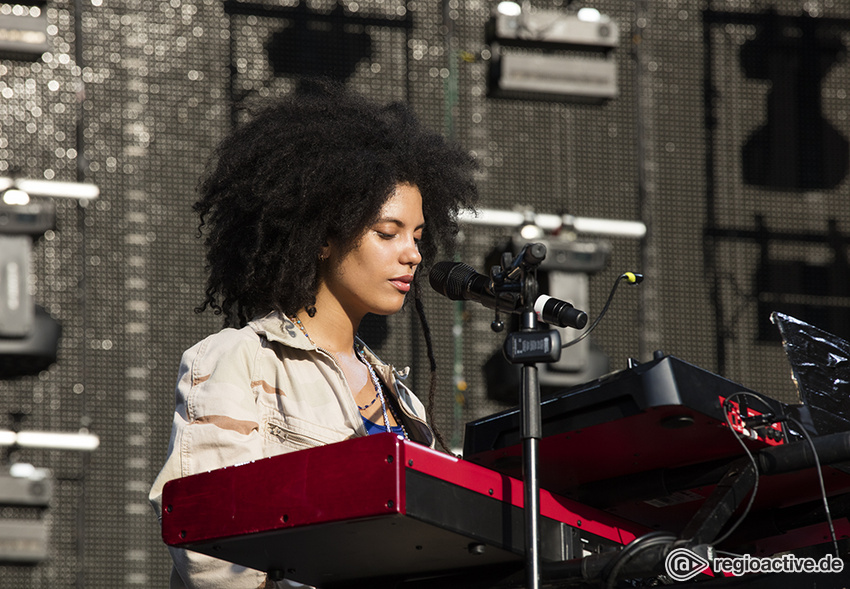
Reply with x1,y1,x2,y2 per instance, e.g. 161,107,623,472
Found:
772,312,850,436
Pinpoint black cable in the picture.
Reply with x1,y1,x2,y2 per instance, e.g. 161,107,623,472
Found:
711,389,840,559
714,391,839,557
784,415,840,558
561,272,642,350
709,391,765,547
602,531,676,589
715,391,841,558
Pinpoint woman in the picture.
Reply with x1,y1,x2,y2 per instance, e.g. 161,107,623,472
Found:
149,81,478,588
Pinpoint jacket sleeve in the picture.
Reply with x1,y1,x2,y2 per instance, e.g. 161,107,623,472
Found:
149,330,293,589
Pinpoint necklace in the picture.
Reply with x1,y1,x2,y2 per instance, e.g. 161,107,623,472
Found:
356,386,381,411
356,347,392,434
358,348,408,439
293,315,312,344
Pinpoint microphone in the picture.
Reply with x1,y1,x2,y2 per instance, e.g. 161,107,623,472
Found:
534,295,588,330
429,261,588,329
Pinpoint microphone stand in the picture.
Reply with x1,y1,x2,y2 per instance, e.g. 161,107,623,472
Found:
519,281,543,589
493,244,561,589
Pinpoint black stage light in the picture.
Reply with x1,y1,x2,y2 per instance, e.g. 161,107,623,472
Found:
0,178,98,378
266,3,372,82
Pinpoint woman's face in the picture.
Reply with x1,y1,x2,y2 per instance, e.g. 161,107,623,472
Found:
321,183,424,320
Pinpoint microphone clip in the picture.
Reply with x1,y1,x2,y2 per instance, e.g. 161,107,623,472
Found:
490,242,547,288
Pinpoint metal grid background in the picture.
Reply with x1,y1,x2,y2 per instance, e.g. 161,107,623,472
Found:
0,0,848,586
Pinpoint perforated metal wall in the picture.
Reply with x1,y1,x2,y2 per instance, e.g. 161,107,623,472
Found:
0,0,848,586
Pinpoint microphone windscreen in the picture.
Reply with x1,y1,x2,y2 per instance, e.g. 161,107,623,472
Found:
428,261,477,300
444,263,477,300
428,261,454,296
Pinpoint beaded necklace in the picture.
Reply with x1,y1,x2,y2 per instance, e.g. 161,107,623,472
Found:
356,347,393,434
294,315,405,437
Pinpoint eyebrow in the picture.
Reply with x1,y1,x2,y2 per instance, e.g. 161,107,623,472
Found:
376,218,426,230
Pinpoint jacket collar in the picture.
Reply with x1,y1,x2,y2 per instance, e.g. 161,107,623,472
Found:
249,311,313,351
356,340,410,381
248,312,409,380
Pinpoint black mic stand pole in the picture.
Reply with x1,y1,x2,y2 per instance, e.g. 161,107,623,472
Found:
496,244,561,589
519,295,542,589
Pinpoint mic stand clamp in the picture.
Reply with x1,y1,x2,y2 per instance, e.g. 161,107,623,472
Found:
492,243,561,589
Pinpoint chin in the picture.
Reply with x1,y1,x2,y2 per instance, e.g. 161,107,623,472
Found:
370,298,407,317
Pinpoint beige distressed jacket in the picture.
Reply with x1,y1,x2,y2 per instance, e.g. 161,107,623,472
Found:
149,312,434,589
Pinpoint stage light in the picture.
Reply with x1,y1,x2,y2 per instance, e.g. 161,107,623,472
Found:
2,188,29,205
0,177,100,201
0,178,97,377
496,1,521,17
0,430,101,451
519,222,543,240
0,8,49,59
458,208,646,239
8,462,39,478
485,5,619,102
577,7,602,22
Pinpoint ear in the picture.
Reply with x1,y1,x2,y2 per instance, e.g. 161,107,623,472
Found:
319,241,331,262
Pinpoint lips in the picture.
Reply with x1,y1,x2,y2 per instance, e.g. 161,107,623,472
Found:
389,275,413,293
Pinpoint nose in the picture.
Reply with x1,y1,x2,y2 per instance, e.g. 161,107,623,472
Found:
401,237,422,267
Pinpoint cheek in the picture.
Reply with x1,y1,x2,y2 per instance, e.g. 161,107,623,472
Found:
360,241,393,264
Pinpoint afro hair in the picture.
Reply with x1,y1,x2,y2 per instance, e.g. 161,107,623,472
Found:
194,81,479,327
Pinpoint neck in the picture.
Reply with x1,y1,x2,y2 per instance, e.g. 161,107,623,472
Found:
297,288,362,355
